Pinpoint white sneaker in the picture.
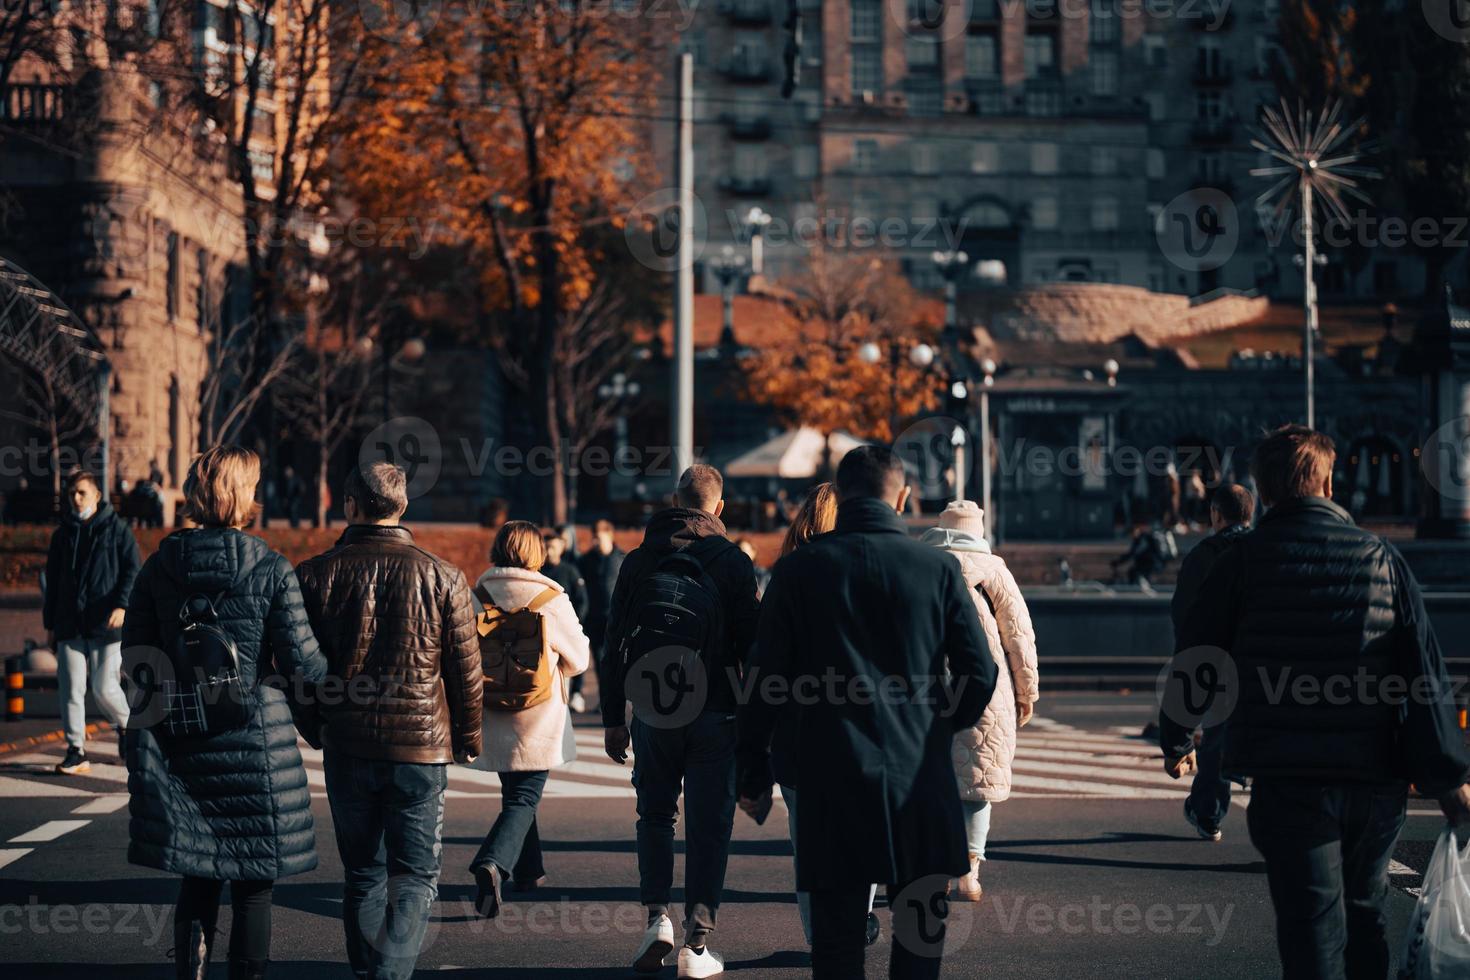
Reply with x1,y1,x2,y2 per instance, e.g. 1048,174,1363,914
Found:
632,913,674,973
677,945,724,979
568,692,587,714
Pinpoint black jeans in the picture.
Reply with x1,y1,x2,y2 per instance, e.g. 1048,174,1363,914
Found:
631,710,737,945
1246,779,1407,980
175,877,274,962
470,770,549,882
1188,725,1232,829
810,879,948,980
323,751,448,980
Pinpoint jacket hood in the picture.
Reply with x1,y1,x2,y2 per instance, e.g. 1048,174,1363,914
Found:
919,526,992,554
475,565,563,592
61,501,117,528
641,507,729,552
154,527,275,594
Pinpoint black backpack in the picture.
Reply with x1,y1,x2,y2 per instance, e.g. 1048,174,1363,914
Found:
613,544,726,714
154,593,252,736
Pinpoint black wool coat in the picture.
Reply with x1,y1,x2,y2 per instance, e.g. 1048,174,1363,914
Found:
123,527,328,881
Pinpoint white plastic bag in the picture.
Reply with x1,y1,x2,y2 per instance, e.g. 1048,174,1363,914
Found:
1403,826,1470,979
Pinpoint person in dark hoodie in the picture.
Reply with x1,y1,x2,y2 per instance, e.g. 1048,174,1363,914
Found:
124,446,327,980
542,527,591,713
601,464,760,978
44,470,141,774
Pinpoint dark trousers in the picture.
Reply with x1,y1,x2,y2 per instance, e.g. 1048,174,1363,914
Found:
631,710,737,944
470,770,549,882
1247,779,1407,980
1188,725,1232,829
571,619,608,698
811,880,948,980
175,876,273,962
323,751,448,980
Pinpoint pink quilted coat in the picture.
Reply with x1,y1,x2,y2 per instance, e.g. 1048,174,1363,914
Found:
922,525,1040,803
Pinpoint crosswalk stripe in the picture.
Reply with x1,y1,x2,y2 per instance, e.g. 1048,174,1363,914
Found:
10,819,90,843
0,848,34,870
71,795,129,815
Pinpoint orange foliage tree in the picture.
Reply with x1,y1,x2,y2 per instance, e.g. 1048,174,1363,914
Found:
743,246,944,446
330,2,657,522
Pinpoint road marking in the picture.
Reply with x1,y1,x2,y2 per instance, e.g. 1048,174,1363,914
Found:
9,819,90,843
0,776,92,798
72,795,129,815
0,848,34,871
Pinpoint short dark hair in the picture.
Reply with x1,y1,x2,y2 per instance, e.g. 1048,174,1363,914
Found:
675,464,724,512
1251,425,1336,506
1210,483,1255,525
66,470,100,494
593,518,615,534
343,461,408,521
835,445,906,501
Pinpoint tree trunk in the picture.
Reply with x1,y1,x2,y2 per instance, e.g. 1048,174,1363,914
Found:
532,187,566,526
315,437,329,529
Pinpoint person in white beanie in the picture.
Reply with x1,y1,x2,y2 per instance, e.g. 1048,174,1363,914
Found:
920,500,1039,901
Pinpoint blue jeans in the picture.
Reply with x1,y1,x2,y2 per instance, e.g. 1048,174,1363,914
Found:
1246,779,1407,980
1188,725,1232,829
323,752,447,980
631,710,737,944
470,770,548,882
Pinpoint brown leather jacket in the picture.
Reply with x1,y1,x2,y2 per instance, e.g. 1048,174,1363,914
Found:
296,525,483,764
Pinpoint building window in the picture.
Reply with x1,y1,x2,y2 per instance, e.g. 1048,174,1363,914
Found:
1032,196,1059,229
1197,152,1225,182
1145,92,1165,120
734,145,768,180
853,138,879,173
851,0,881,41
907,82,942,117
1197,90,1223,119
1090,0,1118,43
1091,145,1117,176
1090,50,1118,95
1197,36,1223,77
911,141,938,175
1030,142,1059,175
1091,196,1119,231
793,145,818,179
965,32,998,77
906,34,940,71
165,231,180,322
852,46,882,94
1147,148,1165,178
196,249,212,328
971,141,1000,174
1143,34,1166,69
1024,30,1057,78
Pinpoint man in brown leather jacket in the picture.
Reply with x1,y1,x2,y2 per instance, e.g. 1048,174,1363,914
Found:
296,460,482,980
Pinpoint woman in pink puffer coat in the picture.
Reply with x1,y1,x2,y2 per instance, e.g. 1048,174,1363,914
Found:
920,500,1039,902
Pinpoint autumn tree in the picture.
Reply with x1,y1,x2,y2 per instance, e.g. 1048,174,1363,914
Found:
331,0,657,523
743,244,943,446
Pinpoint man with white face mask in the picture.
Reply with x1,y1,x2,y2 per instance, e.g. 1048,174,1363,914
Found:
43,470,140,773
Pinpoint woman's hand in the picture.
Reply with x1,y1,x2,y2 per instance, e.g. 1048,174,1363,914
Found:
1016,700,1034,727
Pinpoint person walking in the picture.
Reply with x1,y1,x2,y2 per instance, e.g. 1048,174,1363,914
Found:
1167,482,1254,842
1161,425,1470,980
541,527,590,713
576,518,625,707
44,470,140,773
601,464,760,978
920,500,1039,903
123,446,328,980
295,461,483,980
467,521,590,915
737,447,997,980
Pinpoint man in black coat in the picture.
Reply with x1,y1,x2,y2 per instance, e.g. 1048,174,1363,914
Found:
1167,482,1254,842
577,518,625,668
601,464,760,977
1161,425,1470,979
737,446,996,980
542,528,591,712
44,470,140,774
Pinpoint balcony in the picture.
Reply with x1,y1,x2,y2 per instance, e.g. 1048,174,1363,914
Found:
718,175,773,196
1190,117,1234,144
1,83,68,124
1192,60,1234,86
717,0,772,25
720,112,773,139
720,47,771,82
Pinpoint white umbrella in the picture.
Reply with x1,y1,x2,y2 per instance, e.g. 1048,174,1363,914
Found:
725,427,868,479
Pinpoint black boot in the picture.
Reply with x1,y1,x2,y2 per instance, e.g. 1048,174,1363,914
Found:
172,920,213,980
228,958,269,980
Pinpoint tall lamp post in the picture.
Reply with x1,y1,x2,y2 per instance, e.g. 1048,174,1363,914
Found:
931,249,969,334
744,207,772,276
979,357,995,535
710,245,747,351
857,339,935,438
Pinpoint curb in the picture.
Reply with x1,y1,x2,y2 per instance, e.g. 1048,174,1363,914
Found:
0,720,111,757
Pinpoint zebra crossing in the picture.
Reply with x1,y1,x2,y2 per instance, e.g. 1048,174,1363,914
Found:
0,715,1185,807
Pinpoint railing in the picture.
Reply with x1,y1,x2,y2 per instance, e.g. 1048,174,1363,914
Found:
0,84,68,124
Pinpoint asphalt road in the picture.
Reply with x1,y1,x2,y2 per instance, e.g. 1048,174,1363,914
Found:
0,697,1440,979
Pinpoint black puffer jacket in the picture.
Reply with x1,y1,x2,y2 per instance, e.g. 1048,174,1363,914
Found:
1169,522,1250,638
124,528,327,881
1165,497,1470,794
43,502,141,642
295,525,483,764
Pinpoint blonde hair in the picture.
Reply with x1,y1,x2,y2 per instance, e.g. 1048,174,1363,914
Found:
780,482,838,558
182,445,260,528
491,520,546,571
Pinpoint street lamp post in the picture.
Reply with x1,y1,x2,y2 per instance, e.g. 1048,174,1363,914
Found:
744,207,772,277
931,249,969,335
858,339,934,437
710,245,748,351
980,357,995,539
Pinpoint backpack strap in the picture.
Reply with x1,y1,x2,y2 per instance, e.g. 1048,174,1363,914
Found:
472,582,501,614
178,589,230,626
524,587,560,613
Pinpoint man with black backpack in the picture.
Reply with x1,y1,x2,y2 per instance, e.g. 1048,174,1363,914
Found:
601,464,760,979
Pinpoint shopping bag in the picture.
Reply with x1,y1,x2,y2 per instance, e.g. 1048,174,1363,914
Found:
1402,826,1470,979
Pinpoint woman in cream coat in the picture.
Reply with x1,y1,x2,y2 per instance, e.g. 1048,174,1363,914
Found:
468,521,591,918
921,500,1040,902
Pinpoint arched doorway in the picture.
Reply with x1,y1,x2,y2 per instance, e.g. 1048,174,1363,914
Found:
949,195,1020,288
0,257,111,514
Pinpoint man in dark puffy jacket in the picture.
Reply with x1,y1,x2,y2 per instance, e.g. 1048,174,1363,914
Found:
44,470,140,774
577,518,625,699
1161,425,1470,979
1168,482,1254,842
601,464,760,977
296,461,483,980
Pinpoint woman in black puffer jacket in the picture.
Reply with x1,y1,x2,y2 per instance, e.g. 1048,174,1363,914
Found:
123,446,326,980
